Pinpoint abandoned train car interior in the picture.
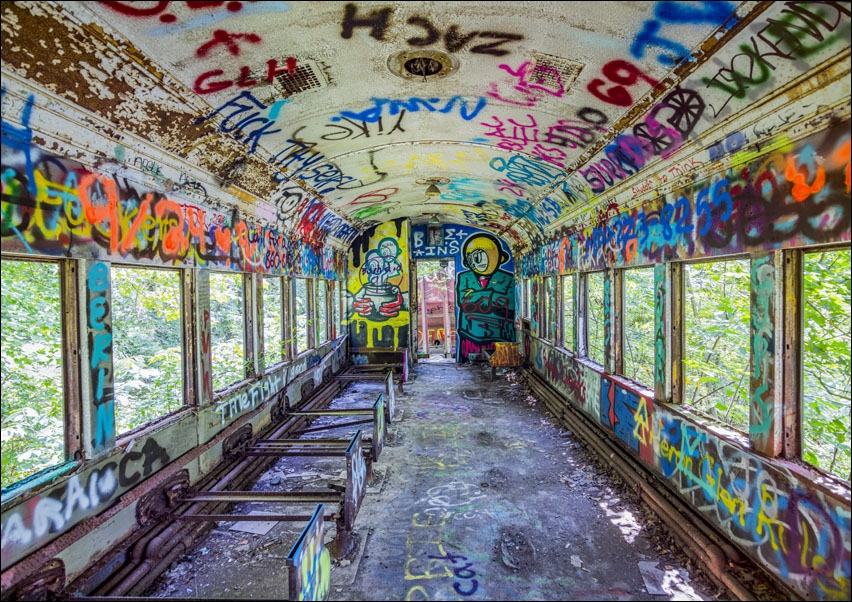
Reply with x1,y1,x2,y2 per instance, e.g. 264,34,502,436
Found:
1,1,850,600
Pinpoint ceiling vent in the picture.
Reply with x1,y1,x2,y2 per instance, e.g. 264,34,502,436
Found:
270,59,330,98
388,50,459,82
528,52,584,93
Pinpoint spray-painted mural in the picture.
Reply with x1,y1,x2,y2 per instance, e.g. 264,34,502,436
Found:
0,121,345,280
346,219,410,349
412,224,515,362
527,336,851,602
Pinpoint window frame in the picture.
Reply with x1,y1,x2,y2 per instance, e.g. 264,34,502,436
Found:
560,273,576,354
261,274,287,370
110,263,187,437
678,254,752,434
292,276,312,355
1,256,81,486
619,265,656,390
208,270,250,394
315,279,329,345
583,270,607,367
796,244,851,479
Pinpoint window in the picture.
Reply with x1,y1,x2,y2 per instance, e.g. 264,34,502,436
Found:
209,272,246,391
523,279,530,319
316,280,328,344
802,248,851,479
542,276,557,341
332,281,342,338
622,267,655,387
1,259,65,485
262,276,284,365
586,271,606,365
112,266,184,434
294,278,309,354
562,274,575,352
682,258,750,432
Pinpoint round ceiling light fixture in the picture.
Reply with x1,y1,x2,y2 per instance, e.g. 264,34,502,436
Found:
388,50,459,82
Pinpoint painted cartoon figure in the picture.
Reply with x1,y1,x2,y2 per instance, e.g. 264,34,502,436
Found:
352,238,405,320
456,232,515,361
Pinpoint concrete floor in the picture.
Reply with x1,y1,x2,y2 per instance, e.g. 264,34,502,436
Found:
147,361,734,601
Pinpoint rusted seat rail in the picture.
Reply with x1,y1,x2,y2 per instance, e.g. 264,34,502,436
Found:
288,394,386,463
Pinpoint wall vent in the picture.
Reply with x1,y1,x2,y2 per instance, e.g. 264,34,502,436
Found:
528,52,584,93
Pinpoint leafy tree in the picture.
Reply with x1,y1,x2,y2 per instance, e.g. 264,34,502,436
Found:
623,267,655,387
210,272,246,391
294,278,309,353
587,272,606,365
803,249,851,480
683,259,750,432
563,275,575,352
262,277,285,365
111,266,183,434
1,260,64,486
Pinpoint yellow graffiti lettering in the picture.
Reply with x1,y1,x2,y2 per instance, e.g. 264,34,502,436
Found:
406,585,431,600
632,397,652,446
412,512,446,528
756,483,786,552
404,557,453,581
33,170,71,238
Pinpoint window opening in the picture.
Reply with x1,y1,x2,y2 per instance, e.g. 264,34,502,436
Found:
294,278,309,354
112,266,184,433
1,259,65,485
210,272,246,391
263,276,284,365
683,258,750,431
563,274,576,353
623,267,655,388
587,271,606,366
802,248,851,479
316,280,328,344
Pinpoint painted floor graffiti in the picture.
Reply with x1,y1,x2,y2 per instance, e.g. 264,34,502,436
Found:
146,362,786,601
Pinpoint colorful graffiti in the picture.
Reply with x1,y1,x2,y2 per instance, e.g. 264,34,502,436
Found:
345,219,410,349
87,261,115,453
0,140,346,279
523,121,852,276
287,504,331,601
528,336,852,601
456,232,515,361
1,432,175,568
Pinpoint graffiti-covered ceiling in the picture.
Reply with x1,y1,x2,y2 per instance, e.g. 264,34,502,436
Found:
1,1,850,252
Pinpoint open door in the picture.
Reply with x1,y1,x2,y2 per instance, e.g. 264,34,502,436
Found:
416,260,456,360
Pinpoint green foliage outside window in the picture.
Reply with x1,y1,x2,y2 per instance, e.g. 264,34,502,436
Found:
263,277,284,365
803,249,851,480
683,259,750,432
623,268,655,388
1,260,65,486
587,272,605,365
112,267,183,435
332,282,341,337
294,278,309,353
562,275,575,352
210,272,245,391
316,280,328,344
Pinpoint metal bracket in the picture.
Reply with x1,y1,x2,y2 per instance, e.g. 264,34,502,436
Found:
222,424,254,462
8,558,65,600
136,470,191,527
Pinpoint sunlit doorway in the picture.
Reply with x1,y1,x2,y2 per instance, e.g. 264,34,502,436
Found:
416,260,456,361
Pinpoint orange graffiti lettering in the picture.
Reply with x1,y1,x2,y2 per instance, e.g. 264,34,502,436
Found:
785,155,826,202
78,173,120,254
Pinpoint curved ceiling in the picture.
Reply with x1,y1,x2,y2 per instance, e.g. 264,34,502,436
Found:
2,1,846,253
